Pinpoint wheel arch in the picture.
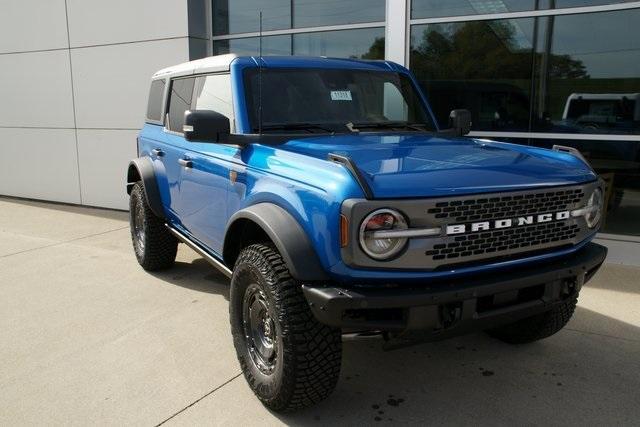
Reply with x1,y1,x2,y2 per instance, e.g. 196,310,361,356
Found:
126,157,165,219
223,203,329,281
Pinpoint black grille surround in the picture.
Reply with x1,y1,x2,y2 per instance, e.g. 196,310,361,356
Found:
340,181,601,271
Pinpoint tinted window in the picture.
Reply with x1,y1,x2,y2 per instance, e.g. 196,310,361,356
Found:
293,0,385,28
146,79,165,122
213,0,291,35
193,74,234,120
167,78,196,132
293,28,385,59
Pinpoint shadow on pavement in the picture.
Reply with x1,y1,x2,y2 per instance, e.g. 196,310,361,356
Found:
275,306,640,425
149,257,230,299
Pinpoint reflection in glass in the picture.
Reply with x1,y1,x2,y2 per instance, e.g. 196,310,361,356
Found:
213,0,291,35
213,35,292,56
293,0,385,28
193,75,234,120
410,19,535,132
532,9,640,135
293,28,385,59
411,0,532,19
411,0,636,19
496,136,640,236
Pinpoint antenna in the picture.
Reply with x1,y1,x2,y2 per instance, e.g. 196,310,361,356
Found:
258,11,263,135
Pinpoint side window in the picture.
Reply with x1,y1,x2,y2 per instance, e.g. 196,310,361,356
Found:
167,77,196,132
146,79,166,123
193,74,234,124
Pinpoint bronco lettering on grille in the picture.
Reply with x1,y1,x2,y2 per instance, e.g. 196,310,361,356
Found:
445,211,571,235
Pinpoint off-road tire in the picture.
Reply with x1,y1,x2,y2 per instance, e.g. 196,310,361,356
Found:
129,181,177,271
230,243,342,412
487,296,578,344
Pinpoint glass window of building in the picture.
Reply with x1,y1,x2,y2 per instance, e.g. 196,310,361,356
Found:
293,28,385,59
213,35,292,56
410,19,536,132
411,0,637,19
531,9,640,136
412,0,533,18
213,0,291,35
293,0,385,28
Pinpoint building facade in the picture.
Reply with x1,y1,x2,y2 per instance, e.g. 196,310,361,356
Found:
1,1,638,248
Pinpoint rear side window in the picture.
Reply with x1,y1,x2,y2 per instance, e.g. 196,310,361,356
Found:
167,77,196,132
146,79,166,123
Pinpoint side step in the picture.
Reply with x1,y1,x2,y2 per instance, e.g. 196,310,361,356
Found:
165,225,233,278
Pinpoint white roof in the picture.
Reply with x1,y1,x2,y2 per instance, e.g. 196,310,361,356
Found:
152,54,239,79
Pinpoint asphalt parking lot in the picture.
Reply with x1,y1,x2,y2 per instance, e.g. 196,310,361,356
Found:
1,197,639,426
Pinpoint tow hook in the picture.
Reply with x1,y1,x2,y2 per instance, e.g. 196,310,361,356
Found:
439,302,463,329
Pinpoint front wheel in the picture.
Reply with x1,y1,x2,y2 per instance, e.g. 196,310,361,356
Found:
487,296,578,344
229,243,342,412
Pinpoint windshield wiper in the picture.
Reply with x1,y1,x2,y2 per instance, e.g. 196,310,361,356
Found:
258,123,335,133
350,122,431,132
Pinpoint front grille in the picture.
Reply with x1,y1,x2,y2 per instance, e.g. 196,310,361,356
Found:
426,188,584,223
426,222,580,261
341,181,598,271
421,186,590,267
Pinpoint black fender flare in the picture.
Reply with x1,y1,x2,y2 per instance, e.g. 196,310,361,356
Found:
126,157,165,219
224,203,329,281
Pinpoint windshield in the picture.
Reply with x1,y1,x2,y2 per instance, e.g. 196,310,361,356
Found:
243,68,436,133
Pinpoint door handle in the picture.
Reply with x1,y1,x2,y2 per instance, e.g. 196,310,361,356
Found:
178,158,193,168
151,148,164,157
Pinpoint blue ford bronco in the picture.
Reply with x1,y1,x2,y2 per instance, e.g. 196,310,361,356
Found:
127,54,607,411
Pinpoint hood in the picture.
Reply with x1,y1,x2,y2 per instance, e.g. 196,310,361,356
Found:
278,133,597,198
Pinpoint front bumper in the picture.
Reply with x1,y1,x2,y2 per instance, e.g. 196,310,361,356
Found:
302,243,607,340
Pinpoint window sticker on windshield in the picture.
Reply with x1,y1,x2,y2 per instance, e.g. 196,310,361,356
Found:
330,90,352,101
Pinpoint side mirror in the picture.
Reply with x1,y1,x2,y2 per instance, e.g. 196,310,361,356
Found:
449,109,472,136
183,110,230,143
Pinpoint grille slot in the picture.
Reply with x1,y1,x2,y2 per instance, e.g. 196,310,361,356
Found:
426,222,580,260
427,189,583,222
421,186,589,266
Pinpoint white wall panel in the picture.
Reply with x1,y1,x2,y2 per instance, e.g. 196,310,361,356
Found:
66,0,189,48
0,0,68,54
71,38,189,129
77,129,138,209
0,50,75,128
0,128,80,204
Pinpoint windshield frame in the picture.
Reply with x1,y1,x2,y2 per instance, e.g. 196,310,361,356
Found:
241,67,438,135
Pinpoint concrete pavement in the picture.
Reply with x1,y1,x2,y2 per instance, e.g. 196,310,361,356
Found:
0,197,638,426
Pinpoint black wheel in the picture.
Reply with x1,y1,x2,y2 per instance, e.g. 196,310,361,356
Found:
230,243,342,412
129,181,177,271
487,296,578,344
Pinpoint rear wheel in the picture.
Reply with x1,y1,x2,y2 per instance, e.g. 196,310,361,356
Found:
487,296,578,344
129,182,177,271
230,243,342,412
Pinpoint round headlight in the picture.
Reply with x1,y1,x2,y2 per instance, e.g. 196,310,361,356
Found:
585,187,603,228
359,209,408,260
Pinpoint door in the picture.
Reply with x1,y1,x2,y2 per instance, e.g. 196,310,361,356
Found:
176,73,237,254
162,76,197,224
